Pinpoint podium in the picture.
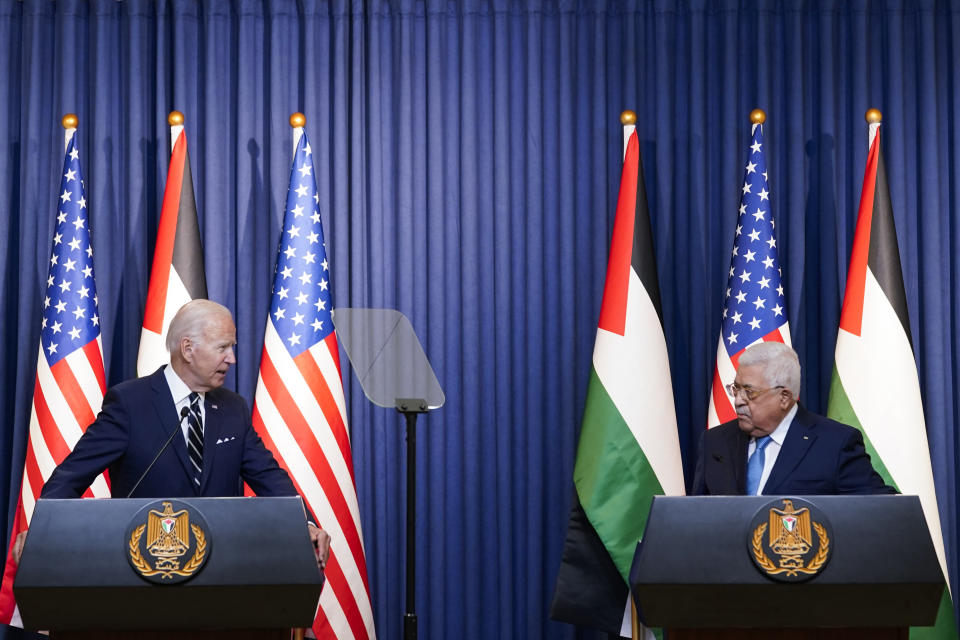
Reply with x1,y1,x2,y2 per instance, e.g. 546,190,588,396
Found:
630,495,945,640
14,497,324,639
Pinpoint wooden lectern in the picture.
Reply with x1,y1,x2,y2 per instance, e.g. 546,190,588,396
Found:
15,497,324,639
630,495,945,640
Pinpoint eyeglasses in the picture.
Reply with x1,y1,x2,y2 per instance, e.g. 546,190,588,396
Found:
725,383,784,401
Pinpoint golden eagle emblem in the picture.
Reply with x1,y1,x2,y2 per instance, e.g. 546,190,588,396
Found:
750,498,831,580
128,501,209,581
769,500,811,556
147,502,190,562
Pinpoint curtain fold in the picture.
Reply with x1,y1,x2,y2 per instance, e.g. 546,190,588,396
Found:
1,1,958,638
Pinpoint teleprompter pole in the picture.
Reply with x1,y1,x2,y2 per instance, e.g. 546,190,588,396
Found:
398,399,427,640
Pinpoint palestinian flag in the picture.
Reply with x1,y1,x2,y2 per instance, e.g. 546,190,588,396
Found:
551,128,685,635
136,119,207,376
828,121,958,639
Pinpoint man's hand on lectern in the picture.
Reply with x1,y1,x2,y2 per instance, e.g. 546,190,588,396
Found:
12,530,28,566
308,523,331,570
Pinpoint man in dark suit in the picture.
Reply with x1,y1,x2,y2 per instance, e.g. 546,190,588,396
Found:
16,299,330,566
693,342,895,496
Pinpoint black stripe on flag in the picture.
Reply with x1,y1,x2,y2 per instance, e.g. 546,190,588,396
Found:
172,149,208,299
867,137,912,346
630,149,665,329
550,495,628,634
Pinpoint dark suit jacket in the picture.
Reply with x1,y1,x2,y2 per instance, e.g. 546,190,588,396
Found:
692,405,896,495
41,368,305,506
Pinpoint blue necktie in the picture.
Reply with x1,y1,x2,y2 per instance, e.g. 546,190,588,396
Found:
746,436,772,495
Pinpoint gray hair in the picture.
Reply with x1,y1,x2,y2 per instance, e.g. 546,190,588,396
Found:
738,342,801,396
165,299,233,352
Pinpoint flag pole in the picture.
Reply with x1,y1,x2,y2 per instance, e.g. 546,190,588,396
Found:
750,107,765,135
619,108,644,640
62,113,77,153
288,111,308,640
290,112,305,158
169,110,184,152
622,109,636,158
866,108,881,147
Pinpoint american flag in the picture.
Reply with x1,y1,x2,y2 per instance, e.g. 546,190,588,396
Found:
0,132,109,625
251,130,375,639
706,122,791,427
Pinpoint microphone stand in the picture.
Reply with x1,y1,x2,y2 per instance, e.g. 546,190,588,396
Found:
126,407,189,498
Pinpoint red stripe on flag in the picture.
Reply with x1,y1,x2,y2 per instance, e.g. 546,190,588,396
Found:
252,406,369,639
250,409,290,503
293,349,354,480
258,351,370,587
49,359,95,428
711,370,737,424
729,347,745,370
319,551,369,640
311,605,332,638
0,501,26,622
762,328,786,344
23,441,43,505
142,131,187,333
83,340,106,395
597,132,639,336
252,407,283,467
325,332,343,375
32,381,73,464
839,130,880,336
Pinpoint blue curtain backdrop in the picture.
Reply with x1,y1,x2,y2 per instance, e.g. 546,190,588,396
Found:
1,0,959,638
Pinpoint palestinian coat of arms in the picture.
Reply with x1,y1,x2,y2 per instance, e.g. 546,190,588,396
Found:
127,501,210,583
748,498,832,582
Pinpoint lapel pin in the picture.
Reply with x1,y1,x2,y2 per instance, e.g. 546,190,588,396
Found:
803,435,809,440
211,403,218,410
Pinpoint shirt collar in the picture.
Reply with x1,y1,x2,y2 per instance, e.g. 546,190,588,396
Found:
163,364,204,406
764,402,798,447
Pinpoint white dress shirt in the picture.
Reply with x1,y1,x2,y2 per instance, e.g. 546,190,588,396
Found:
163,364,206,444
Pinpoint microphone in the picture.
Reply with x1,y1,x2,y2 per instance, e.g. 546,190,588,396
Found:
126,406,190,499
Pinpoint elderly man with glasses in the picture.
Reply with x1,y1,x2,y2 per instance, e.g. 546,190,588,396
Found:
692,342,895,496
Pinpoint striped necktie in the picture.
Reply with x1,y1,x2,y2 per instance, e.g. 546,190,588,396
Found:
186,392,204,486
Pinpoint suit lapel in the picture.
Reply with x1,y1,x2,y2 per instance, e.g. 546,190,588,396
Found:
729,428,749,494
198,391,223,495
763,406,817,494
150,369,197,492
708,426,749,494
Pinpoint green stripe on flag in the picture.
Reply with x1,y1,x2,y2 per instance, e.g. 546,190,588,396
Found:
574,367,664,581
827,365,896,489
910,591,960,640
